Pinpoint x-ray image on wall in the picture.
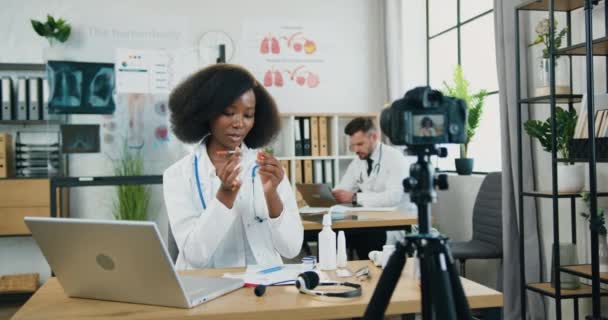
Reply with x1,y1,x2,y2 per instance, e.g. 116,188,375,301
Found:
47,61,116,114
61,124,100,153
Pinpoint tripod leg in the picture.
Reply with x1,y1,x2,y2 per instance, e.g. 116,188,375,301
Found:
441,241,474,320
427,240,458,319
363,242,408,319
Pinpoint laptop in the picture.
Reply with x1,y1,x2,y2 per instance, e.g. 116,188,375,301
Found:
24,217,244,308
296,183,359,208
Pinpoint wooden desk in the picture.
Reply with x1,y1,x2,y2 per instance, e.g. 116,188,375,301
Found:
302,210,417,232
13,260,502,320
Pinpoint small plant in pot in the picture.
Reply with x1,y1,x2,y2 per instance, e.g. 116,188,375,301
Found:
111,141,150,221
443,65,488,175
580,192,608,271
31,14,71,46
524,107,583,192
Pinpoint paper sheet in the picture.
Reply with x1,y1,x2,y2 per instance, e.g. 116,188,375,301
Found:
223,264,311,285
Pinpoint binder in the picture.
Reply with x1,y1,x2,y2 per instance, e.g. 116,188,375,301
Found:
1,78,12,120
280,160,290,182
323,160,333,186
319,117,329,156
313,160,323,183
303,160,313,183
295,160,303,183
28,78,41,120
16,78,27,120
294,118,303,156
0,133,13,178
302,117,311,156
310,117,319,156
42,78,50,120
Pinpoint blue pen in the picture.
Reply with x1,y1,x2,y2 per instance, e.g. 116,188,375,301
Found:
257,266,284,274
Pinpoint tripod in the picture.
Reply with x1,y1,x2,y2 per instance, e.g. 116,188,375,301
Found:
364,145,473,320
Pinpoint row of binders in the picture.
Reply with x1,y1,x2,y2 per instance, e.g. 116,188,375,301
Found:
294,117,330,156
1,77,51,121
574,109,608,139
281,159,334,186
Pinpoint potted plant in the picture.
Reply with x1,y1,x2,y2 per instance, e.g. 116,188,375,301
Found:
31,14,71,61
112,142,150,221
524,107,583,192
528,18,569,96
443,65,488,175
580,192,608,271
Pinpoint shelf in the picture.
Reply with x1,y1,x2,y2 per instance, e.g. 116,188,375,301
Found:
561,265,608,284
337,155,357,160
558,36,608,56
526,282,608,298
0,177,52,181
0,120,62,125
558,158,608,163
293,156,335,161
519,95,583,104
523,191,608,198
0,63,45,72
517,0,596,11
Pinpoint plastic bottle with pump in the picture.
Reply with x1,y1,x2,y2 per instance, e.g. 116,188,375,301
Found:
318,213,337,270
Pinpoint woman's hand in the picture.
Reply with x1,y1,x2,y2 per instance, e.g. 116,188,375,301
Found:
257,151,284,194
215,148,242,208
257,150,284,218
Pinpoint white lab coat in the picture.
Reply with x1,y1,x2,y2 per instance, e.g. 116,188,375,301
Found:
334,143,416,245
163,142,304,270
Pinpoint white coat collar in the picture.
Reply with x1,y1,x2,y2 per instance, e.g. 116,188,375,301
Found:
369,142,381,162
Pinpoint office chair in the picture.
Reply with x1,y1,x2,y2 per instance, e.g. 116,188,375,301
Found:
450,172,502,287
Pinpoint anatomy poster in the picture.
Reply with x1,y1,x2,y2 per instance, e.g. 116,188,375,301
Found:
241,21,332,95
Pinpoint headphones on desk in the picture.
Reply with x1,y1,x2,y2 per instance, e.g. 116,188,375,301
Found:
254,271,362,298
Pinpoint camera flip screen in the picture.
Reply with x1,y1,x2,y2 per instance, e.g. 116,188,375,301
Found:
412,114,445,138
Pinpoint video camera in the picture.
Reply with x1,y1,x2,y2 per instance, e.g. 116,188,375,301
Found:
380,86,467,146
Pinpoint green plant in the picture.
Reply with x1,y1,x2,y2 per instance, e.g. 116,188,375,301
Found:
31,14,71,46
528,18,568,59
523,107,577,159
112,143,150,221
580,192,607,236
442,65,488,158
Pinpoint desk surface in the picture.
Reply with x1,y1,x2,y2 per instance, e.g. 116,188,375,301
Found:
301,210,417,231
13,260,502,320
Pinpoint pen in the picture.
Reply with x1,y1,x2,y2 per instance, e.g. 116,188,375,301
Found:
257,266,284,274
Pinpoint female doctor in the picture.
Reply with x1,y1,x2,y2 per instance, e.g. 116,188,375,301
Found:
163,64,303,269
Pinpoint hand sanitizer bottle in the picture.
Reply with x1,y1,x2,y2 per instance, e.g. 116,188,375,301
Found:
318,213,337,270
337,231,347,268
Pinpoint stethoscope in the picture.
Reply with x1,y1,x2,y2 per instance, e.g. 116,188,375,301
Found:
193,153,266,223
356,143,383,184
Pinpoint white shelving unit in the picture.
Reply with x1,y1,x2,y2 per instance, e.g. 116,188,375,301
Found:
271,112,379,192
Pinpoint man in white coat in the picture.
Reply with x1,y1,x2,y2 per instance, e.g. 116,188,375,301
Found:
332,117,414,258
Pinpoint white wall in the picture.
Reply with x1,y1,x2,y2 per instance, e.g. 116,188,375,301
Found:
0,0,387,283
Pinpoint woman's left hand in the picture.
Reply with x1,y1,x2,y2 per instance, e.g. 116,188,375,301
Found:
257,151,284,194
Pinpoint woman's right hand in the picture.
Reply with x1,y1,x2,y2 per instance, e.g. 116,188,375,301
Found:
215,148,242,208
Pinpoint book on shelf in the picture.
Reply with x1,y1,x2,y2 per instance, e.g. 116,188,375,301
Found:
294,118,303,156
319,116,329,156
1,77,12,120
323,160,333,186
295,160,303,183
28,77,41,121
301,117,311,156
313,159,323,183
303,159,313,183
310,117,319,156
16,77,27,120
280,160,290,182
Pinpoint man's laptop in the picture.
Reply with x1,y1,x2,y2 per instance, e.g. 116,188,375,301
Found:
296,183,348,208
24,217,244,308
